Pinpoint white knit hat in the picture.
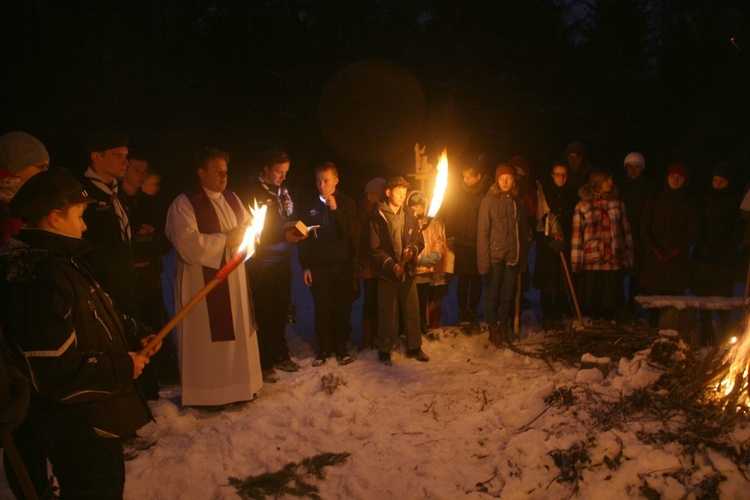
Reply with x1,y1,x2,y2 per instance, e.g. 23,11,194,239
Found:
623,152,645,169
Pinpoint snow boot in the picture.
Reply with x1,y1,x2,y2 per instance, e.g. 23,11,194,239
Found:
459,309,472,335
488,323,503,347
467,308,481,335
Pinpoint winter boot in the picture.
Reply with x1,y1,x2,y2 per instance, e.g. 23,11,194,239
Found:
488,323,503,347
459,309,471,335
467,308,481,335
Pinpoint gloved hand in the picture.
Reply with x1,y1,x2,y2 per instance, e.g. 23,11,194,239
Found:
547,238,565,253
419,251,441,267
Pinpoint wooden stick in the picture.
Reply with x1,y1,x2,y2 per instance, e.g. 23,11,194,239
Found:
138,277,222,357
559,252,583,324
514,272,522,334
1,431,38,500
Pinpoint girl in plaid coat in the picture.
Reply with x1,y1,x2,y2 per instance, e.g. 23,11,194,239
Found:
571,167,634,320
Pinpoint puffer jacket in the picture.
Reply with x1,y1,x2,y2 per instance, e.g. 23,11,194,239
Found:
368,202,424,283
0,229,152,438
477,189,529,275
570,186,634,273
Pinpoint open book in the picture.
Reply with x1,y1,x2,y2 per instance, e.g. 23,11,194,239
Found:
283,220,320,238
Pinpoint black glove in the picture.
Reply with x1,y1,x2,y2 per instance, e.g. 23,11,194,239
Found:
547,238,565,253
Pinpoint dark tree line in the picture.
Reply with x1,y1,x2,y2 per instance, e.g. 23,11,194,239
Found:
1,0,748,192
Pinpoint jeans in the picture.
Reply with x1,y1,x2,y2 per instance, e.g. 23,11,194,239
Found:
483,262,518,326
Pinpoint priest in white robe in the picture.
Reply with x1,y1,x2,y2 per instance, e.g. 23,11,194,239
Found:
165,147,262,406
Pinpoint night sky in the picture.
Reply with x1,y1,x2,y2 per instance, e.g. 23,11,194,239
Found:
1,1,748,198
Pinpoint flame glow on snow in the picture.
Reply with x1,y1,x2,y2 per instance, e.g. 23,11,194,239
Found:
426,150,449,219
238,202,267,260
717,324,750,408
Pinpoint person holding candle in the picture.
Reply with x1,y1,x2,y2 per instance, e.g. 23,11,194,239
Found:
0,167,158,498
165,147,263,407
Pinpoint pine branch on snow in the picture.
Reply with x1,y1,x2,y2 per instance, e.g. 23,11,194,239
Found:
228,452,350,499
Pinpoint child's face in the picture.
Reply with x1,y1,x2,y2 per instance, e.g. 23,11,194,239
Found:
55,203,88,238
462,170,482,187
386,186,407,207
497,174,515,192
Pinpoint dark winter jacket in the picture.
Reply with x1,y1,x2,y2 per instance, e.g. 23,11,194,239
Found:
298,190,357,269
0,229,152,438
79,176,138,316
477,189,529,275
616,174,657,266
638,183,699,292
532,180,577,293
444,174,491,247
691,186,743,296
119,188,170,268
240,177,297,261
368,201,424,282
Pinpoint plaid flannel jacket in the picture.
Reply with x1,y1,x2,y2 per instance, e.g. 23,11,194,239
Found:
570,194,633,273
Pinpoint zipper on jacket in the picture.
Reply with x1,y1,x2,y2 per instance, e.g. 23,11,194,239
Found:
88,299,114,341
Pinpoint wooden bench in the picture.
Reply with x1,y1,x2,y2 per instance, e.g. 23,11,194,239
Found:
635,295,745,332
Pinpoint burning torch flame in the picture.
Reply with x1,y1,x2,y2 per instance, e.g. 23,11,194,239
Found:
427,150,449,219
238,202,267,261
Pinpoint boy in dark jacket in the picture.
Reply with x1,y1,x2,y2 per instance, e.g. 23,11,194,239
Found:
368,176,428,365
298,162,357,365
0,168,158,498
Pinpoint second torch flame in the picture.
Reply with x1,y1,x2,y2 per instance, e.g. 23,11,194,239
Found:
427,150,449,219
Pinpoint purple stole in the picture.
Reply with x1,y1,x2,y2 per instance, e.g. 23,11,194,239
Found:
185,186,244,342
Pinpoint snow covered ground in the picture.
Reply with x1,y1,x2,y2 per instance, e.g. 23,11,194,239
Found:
121,251,750,499
2,248,748,499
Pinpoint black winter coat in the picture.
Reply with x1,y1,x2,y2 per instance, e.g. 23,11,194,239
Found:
80,176,138,316
691,187,743,296
638,184,699,293
298,190,357,268
532,181,578,293
0,229,152,438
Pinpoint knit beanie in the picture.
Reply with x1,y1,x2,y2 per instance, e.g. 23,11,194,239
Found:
623,152,645,169
667,163,689,180
0,131,50,175
711,161,733,181
406,190,426,207
495,164,517,182
508,155,530,179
